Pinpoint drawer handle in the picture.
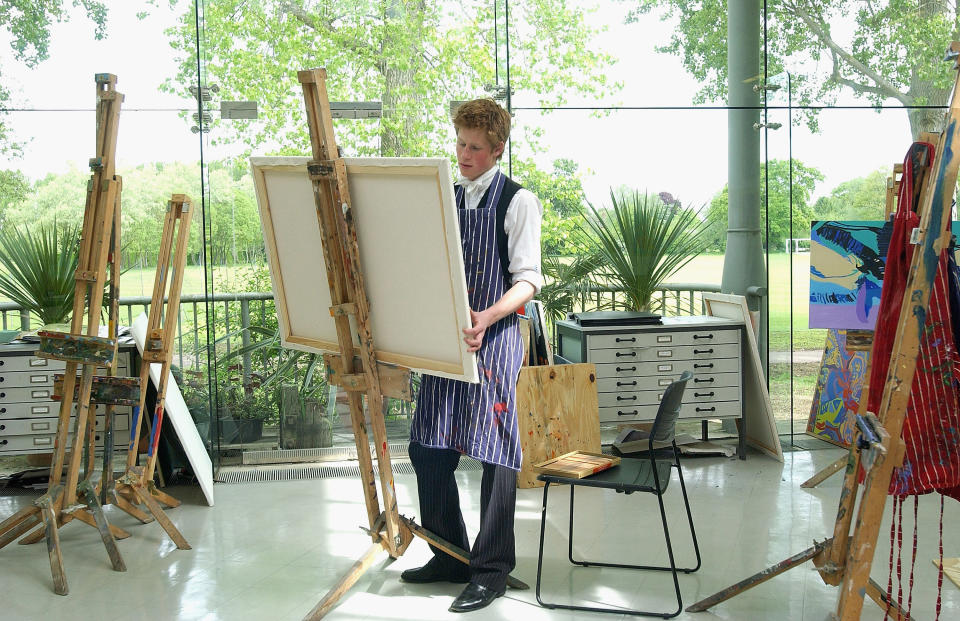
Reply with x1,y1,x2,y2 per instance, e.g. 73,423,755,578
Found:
693,348,714,355
616,380,637,387
616,395,637,401
615,351,637,358
615,366,637,372
696,406,716,412
0,377,4,383
615,337,636,343
0,439,6,445
0,392,4,398
617,410,639,416
694,363,714,369
694,391,715,398
0,407,4,414
0,424,4,430
693,334,714,340
694,377,714,384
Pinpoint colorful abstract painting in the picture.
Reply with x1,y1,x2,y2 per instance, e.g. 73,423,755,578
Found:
810,220,960,329
806,328,869,447
809,221,890,330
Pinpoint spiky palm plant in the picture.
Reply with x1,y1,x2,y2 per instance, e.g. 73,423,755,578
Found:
580,189,711,312
0,223,81,325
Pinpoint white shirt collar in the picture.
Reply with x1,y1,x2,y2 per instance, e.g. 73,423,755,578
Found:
458,165,499,196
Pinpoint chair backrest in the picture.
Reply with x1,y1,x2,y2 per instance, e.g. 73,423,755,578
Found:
649,370,693,445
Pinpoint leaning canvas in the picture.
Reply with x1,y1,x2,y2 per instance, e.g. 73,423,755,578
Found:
250,156,479,383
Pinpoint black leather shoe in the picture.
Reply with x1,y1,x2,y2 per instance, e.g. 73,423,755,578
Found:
400,559,469,584
449,582,505,613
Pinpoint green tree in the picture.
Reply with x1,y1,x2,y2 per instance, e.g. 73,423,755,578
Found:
512,157,589,256
161,0,617,158
705,159,823,252
0,169,30,226
631,1,959,137
0,1,108,156
813,169,888,221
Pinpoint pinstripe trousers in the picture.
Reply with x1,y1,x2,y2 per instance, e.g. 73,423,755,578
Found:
408,441,517,591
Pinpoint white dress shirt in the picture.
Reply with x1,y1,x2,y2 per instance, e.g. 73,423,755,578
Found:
457,165,543,293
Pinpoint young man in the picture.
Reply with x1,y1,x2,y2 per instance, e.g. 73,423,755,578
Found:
403,98,542,613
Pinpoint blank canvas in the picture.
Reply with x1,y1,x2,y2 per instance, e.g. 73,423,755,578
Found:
250,156,478,383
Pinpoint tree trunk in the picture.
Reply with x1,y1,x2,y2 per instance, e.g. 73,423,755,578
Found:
905,1,955,137
379,0,428,157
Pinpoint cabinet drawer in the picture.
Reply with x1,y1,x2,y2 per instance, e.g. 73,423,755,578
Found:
597,385,741,408
597,371,740,391
1,402,132,420
594,359,739,380
588,343,739,364
0,354,128,374
0,413,130,437
588,329,739,351
600,399,741,423
0,430,125,453
0,386,55,403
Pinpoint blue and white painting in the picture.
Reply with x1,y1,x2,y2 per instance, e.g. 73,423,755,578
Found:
809,221,890,330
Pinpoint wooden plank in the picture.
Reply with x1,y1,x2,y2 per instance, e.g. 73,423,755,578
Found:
303,543,384,620
800,455,847,489
685,541,826,612
532,451,620,479
322,353,412,401
516,364,600,488
36,332,116,366
53,373,140,406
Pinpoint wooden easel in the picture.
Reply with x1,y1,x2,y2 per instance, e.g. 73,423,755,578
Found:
689,42,960,620
104,194,194,549
0,74,131,594
296,68,526,620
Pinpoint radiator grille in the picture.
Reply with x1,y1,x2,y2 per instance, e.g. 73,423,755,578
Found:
219,455,481,484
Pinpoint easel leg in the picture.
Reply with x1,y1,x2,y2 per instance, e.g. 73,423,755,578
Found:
38,497,68,596
132,484,191,550
801,455,847,488
303,542,386,621
78,480,126,571
866,578,915,621
685,541,827,612
0,506,42,549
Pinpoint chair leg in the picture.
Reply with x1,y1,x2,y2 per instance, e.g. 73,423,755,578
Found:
655,491,684,618
536,480,683,618
535,482,552,608
674,464,701,573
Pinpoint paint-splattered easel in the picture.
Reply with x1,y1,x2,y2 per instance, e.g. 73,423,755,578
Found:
0,74,132,594
104,194,194,550
688,42,960,620
296,68,527,620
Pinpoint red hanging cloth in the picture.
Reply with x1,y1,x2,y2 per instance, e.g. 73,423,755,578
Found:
866,141,960,501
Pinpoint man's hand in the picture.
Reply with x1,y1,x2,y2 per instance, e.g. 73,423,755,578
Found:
463,308,494,353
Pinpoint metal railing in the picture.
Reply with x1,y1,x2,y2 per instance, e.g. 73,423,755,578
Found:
3,284,740,382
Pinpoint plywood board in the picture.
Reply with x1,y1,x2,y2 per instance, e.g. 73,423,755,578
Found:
131,313,214,506
250,156,478,383
533,451,620,479
702,293,784,462
517,363,600,488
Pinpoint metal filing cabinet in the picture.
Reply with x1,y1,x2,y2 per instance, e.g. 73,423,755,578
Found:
556,315,746,457
0,340,135,455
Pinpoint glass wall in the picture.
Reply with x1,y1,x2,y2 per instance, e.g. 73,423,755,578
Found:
3,1,950,472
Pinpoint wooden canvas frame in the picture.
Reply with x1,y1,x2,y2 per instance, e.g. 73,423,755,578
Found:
250,156,478,383
702,293,783,462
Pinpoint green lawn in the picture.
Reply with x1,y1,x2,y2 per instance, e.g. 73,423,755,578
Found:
668,252,826,352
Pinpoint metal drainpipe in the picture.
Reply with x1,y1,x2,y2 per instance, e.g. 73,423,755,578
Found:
722,0,768,370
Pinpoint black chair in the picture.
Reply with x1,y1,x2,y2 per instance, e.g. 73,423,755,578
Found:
534,370,701,619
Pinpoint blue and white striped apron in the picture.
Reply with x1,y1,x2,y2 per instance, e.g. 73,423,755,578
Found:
411,171,524,470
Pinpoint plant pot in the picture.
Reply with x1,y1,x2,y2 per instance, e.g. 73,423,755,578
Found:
236,418,264,443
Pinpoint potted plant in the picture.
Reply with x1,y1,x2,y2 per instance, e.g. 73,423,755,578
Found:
0,223,81,326
576,188,712,313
